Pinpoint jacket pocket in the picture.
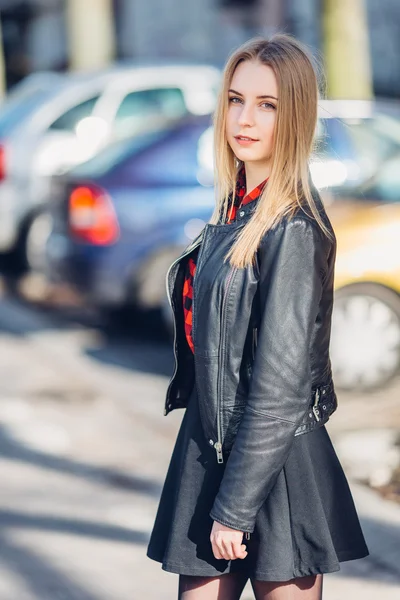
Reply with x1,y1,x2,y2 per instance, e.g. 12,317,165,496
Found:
222,395,247,453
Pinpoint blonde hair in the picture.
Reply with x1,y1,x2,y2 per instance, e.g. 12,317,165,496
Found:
210,32,330,269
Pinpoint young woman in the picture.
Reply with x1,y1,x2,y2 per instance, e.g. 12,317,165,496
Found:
146,33,369,599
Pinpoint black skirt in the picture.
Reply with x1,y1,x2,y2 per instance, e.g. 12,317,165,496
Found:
146,383,369,582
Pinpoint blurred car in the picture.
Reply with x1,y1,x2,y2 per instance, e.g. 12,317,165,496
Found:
326,157,400,392
46,102,400,392
46,114,215,312
313,101,400,390
0,64,220,271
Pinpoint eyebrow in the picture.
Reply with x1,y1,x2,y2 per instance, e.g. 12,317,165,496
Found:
228,88,278,100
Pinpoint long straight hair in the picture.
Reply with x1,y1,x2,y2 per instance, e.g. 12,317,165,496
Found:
210,33,330,269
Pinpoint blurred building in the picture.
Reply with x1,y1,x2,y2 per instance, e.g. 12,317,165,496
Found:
0,0,399,98
114,0,283,65
0,0,65,86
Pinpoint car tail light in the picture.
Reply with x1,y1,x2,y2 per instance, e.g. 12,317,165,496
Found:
68,185,120,245
0,144,6,181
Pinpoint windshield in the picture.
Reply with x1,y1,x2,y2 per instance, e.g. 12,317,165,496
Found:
343,114,400,169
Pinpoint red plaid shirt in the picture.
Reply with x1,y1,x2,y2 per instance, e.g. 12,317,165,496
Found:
183,166,269,353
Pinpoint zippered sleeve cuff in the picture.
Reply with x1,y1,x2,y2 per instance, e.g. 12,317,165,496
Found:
209,510,254,534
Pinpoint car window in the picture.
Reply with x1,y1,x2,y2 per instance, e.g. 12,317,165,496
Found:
113,88,187,139
312,114,400,190
342,117,400,176
353,154,400,203
49,96,100,131
343,116,400,166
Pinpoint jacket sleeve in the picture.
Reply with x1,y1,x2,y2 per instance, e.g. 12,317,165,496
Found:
209,217,330,533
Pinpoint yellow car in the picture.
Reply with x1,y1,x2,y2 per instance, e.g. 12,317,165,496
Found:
323,156,400,391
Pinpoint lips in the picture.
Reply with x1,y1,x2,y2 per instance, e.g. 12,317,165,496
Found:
235,135,259,141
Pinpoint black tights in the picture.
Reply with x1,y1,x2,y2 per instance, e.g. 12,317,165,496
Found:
178,572,323,600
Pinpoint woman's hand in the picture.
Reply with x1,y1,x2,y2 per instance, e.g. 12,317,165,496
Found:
210,520,248,560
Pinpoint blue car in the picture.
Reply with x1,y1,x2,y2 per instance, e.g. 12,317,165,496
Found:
46,114,216,311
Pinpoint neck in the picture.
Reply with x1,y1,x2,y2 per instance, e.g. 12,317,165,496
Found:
244,161,271,194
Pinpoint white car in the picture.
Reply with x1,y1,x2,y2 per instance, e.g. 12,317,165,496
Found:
0,64,220,270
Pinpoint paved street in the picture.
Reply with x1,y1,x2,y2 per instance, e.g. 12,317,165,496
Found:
0,274,399,599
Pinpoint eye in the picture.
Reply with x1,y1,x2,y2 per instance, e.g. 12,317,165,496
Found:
228,96,242,104
261,102,276,110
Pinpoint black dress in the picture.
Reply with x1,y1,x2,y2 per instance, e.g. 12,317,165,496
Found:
146,381,369,581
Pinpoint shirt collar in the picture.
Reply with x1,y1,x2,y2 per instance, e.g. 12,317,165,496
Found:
225,164,269,223
234,164,269,207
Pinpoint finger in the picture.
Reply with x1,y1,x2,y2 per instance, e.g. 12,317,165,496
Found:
221,538,235,561
213,537,225,560
236,543,248,559
210,538,223,560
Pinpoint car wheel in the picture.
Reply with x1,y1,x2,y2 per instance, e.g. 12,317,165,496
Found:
24,211,53,274
331,284,400,391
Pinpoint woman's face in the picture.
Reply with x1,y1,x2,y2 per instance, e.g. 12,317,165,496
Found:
226,60,278,166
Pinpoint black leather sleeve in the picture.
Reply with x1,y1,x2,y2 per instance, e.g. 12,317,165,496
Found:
209,217,330,533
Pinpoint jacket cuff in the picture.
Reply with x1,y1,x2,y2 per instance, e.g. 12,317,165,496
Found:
209,507,254,534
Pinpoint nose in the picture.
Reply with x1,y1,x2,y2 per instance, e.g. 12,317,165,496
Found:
237,103,255,128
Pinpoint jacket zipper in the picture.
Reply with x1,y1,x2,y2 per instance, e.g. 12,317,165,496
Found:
164,235,203,415
214,266,238,463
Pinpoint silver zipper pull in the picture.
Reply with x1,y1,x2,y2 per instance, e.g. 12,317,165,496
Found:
312,388,320,422
244,532,250,540
214,441,224,464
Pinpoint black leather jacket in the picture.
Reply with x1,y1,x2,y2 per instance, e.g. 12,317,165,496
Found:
164,188,337,534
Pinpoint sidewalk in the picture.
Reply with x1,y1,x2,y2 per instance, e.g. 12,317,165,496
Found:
0,292,399,599
312,482,400,600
